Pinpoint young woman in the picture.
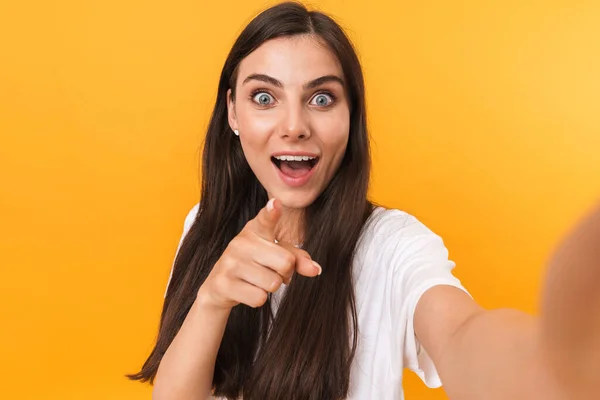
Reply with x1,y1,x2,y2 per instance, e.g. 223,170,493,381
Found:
128,2,600,399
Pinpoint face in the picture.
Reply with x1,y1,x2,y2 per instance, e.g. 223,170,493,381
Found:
227,35,350,210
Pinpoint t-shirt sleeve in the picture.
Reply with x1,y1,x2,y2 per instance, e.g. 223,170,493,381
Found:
389,215,471,388
163,203,200,298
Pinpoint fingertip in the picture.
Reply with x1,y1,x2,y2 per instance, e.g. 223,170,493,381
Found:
297,257,322,278
266,198,282,221
312,260,322,276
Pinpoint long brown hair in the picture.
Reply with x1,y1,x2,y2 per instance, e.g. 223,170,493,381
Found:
128,2,373,399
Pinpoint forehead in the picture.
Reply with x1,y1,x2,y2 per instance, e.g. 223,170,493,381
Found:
237,35,343,85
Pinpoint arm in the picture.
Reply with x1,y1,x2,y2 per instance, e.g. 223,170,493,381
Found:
415,287,561,400
415,203,600,400
540,203,600,397
153,203,226,400
153,297,230,400
152,199,319,400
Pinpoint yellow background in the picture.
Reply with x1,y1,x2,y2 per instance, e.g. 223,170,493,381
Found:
1,0,599,399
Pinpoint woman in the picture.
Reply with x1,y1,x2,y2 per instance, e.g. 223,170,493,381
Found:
128,2,600,399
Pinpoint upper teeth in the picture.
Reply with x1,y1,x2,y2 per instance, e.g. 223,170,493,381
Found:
274,155,316,161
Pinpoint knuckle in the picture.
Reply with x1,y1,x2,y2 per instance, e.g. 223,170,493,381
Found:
233,233,253,252
227,239,240,253
283,252,295,268
299,250,311,260
250,291,268,308
268,275,283,293
220,255,235,271
243,220,255,232
229,235,243,249
280,252,295,274
239,235,253,250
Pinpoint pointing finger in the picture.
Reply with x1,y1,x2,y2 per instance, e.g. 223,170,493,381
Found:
248,198,282,242
276,241,322,278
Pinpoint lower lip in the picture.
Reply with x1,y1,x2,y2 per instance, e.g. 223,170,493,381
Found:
273,161,318,187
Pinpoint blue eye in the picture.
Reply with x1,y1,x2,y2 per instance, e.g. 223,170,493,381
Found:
252,92,274,105
310,93,334,107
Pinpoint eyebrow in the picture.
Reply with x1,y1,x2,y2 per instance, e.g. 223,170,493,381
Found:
242,73,344,90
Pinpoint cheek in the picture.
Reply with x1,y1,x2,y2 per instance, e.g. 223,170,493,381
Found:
239,136,266,172
318,116,350,158
236,110,276,164
237,106,278,138
331,138,349,169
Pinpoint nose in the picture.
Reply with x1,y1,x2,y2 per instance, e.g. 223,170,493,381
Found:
279,102,311,140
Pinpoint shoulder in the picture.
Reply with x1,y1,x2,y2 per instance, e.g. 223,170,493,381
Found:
362,206,442,244
182,203,200,233
356,206,451,272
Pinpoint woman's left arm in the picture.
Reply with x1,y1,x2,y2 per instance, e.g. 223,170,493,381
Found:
539,202,600,398
414,203,600,400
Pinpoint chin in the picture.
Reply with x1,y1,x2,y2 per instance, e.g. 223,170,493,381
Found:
274,189,319,210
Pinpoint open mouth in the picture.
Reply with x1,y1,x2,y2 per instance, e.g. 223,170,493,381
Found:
271,155,319,178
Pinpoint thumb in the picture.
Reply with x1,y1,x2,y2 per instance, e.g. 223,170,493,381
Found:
249,198,282,242
277,241,322,278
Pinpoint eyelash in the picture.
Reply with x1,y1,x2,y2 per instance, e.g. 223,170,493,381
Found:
249,89,337,108
249,89,275,106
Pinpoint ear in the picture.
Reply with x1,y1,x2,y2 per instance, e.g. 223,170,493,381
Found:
227,89,239,132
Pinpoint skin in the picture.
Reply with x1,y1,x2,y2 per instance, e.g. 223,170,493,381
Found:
227,34,350,245
153,34,600,400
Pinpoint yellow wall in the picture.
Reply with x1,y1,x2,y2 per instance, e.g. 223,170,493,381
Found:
1,1,599,399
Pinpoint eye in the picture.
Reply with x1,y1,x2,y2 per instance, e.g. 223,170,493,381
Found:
310,93,335,107
252,92,275,106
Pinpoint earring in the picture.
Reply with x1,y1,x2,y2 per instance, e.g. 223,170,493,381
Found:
234,129,239,136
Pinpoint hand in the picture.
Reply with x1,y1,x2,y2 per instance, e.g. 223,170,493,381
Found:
197,198,321,310
540,202,600,399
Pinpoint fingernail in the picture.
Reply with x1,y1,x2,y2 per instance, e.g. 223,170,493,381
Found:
312,261,322,276
267,198,275,212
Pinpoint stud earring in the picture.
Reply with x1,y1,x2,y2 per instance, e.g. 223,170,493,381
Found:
234,129,239,136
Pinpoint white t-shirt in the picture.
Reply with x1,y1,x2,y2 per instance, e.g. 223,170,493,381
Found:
165,204,470,399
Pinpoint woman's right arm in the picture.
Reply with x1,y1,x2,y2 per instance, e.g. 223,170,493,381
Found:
152,199,321,400
152,296,231,400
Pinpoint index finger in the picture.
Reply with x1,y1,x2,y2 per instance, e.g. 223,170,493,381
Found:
247,198,282,242
276,241,322,278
